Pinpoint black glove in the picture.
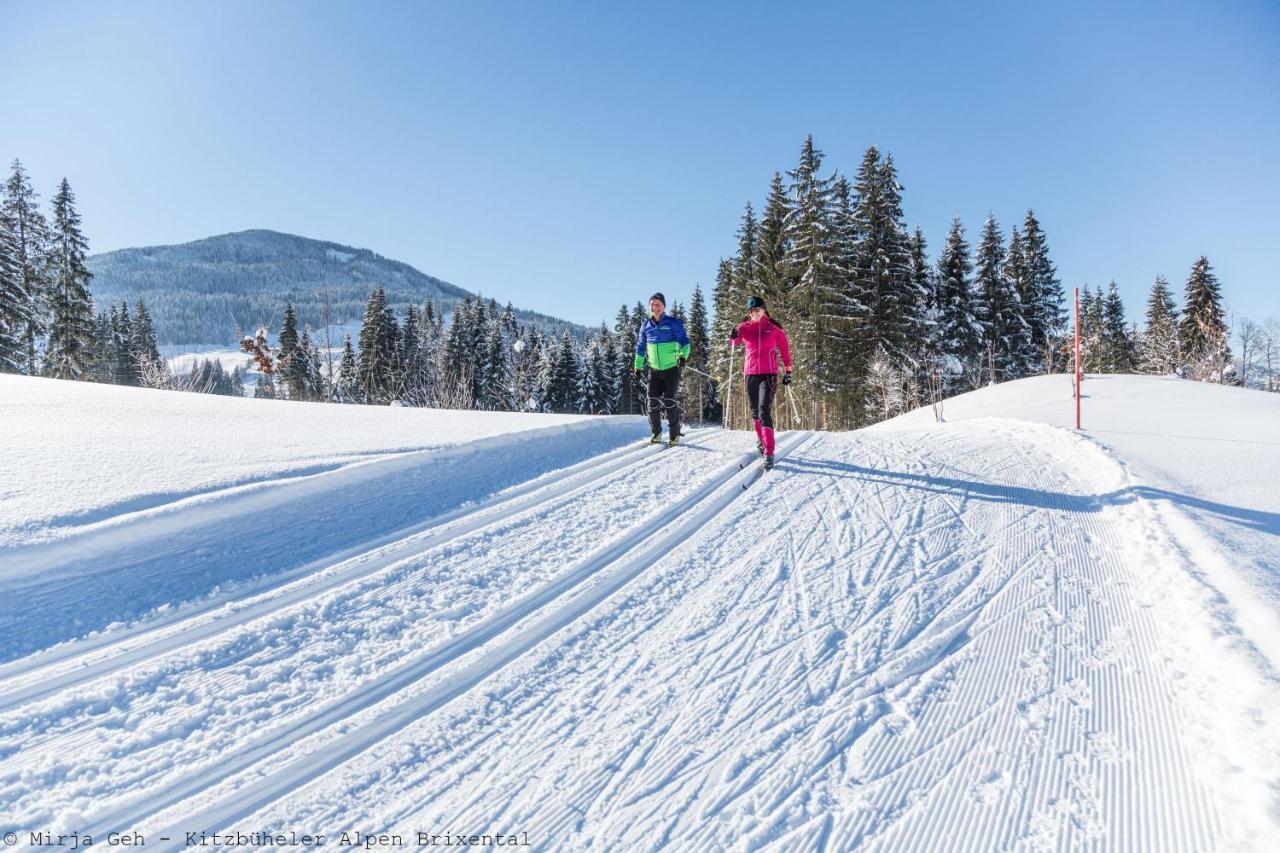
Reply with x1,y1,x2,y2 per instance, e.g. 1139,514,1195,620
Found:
783,371,792,386
677,357,687,369
634,368,643,380
729,327,740,340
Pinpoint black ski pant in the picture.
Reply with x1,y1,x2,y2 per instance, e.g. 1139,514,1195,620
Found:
647,366,682,438
746,373,777,429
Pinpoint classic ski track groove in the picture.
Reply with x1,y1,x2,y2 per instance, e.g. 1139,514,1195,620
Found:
2,430,726,770
71,432,812,839
249,424,1233,850
0,433,712,712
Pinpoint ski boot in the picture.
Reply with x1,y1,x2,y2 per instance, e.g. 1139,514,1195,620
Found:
668,432,681,447
763,454,775,471
648,432,663,445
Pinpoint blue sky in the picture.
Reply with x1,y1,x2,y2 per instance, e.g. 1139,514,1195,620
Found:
2,0,1276,327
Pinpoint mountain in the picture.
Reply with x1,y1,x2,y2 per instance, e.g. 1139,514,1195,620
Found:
85,229,584,345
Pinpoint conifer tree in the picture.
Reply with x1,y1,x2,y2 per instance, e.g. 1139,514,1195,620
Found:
852,147,913,364
337,333,358,402
686,283,712,420
974,214,1026,382
357,287,391,403
934,216,980,388
113,301,141,386
131,298,161,369
1101,282,1135,372
0,205,25,372
554,331,581,412
613,303,640,414
1002,226,1038,375
598,323,621,413
2,160,51,375
1179,256,1230,381
1021,210,1065,371
90,309,113,382
1140,276,1179,375
44,179,96,380
783,135,840,426
753,173,792,306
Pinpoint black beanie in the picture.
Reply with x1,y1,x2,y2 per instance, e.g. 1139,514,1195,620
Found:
650,292,666,306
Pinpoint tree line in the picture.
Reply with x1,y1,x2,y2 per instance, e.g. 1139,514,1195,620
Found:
5,153,1274,412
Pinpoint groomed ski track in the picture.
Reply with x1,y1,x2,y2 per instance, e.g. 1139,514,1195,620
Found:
1,421,1269,849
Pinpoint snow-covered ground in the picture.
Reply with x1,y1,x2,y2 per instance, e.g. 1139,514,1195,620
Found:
1,373,1277,850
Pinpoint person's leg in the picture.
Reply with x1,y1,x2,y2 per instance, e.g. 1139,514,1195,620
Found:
665,367,682,439
646,370,663,436
746,375,765,448
760,375,777,455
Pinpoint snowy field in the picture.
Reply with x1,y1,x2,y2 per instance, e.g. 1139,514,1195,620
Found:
1,373,1278,850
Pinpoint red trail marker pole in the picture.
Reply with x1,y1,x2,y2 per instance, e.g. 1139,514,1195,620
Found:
1074,287,1082,430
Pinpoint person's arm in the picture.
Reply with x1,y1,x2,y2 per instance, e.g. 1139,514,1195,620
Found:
634,320,647,371
777,327,793,380
677,319,691,364
729,321,745,346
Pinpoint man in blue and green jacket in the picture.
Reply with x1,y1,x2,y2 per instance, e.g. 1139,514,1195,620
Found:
634,292,691,446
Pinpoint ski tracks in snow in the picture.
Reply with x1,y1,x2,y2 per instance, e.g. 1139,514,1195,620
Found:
3,421,1276,850
243,423,1270,850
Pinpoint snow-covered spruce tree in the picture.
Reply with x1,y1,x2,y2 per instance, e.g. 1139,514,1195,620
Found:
278,302,309,400
131,298,162,375
90,309,113,382
356,287,391,403
576,333,608,414
417,300,443,405
709,258,738,400
1079,286,1105,372
754,172,793,308
852,148,915,371
113,301,141,386
733,202,758,298
1001,226,1038,378
336,333,358,402
685,284,713,421
1101,282,1135,372
783,135,842,428
514,327,545,412
545,330,580,413
906,225,940,406
2,160,51,375
934,216,981,391
441,294,476,405
612,303,640,414
974,214,1028,383
1179,256,1231,382
828,174,866,420
598,323,621,414
481,321,507,410
397,304,424,405
0,204,27,372
43,179,97,381
1140,276,1179,375
1021,210,1065,372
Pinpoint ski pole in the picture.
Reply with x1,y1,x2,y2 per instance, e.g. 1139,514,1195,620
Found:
725,341,735,430
682,364,712,379
785,383,801,427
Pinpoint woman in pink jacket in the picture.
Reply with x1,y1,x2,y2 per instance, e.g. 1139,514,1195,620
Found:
730,295,792,468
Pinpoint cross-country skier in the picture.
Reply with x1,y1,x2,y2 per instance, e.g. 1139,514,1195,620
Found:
634,292,691,446
729,296,792,469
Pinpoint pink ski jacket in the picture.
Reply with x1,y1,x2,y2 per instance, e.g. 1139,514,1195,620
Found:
731,317,792,376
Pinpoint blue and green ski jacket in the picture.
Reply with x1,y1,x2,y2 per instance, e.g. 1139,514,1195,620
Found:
634,314,691,371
